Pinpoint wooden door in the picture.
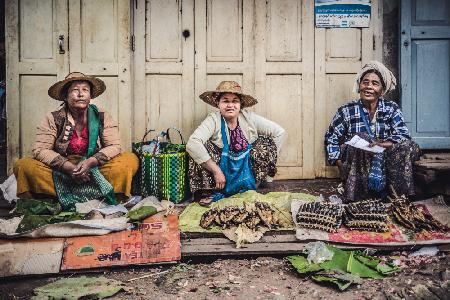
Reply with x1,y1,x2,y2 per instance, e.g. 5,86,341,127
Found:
193,0,255,128
314,1,382,178
400,0,450,149
6,0,131,172
133,0,195,143
253,0,315,179
6,0,69,172
193,0,315,179
68,0,132,150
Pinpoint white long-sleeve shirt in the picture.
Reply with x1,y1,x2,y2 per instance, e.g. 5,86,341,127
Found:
187,109,286,164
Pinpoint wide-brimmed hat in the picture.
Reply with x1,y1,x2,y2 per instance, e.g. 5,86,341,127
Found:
48,72,106,101
199,81,258,108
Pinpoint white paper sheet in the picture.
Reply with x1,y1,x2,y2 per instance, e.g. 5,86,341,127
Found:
344,135,385,154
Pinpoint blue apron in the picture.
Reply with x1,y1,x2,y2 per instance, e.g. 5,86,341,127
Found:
212,117,256,201
358,102,386,193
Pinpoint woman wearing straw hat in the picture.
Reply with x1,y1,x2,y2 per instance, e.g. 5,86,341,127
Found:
324,61,420,203
14,72,139,211
187,81,286,206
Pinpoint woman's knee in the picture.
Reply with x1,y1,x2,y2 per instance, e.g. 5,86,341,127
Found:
107,152,139,174
14,158,41,176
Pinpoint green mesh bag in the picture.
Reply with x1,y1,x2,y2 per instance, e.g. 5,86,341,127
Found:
133,128,189,203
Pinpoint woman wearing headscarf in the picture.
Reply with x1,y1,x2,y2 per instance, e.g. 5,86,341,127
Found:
14,72,139,211
324,61,420,203
187,81,286,205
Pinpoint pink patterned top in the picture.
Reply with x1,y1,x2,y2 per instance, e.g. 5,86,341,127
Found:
228,123,249,152
67,126,89,155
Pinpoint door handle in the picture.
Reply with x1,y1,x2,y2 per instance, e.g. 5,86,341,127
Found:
58,35,65,54
403,40,409,47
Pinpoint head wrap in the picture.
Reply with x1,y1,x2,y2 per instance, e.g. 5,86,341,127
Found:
354,61,396,95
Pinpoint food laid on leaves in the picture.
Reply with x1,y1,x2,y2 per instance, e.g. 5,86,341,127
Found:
296,202,344,233
199,202,279,230
389,192,447,232
343,199,389,232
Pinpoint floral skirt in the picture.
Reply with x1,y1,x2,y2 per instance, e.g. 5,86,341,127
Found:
340,133,420,203
188,136,278,194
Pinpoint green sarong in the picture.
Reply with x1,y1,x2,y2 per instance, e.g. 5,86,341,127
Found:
52,104,116,211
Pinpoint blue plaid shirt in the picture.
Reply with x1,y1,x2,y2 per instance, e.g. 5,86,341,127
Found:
324,99,411,165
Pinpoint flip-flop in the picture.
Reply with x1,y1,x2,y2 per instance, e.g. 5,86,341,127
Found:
199,196,213,207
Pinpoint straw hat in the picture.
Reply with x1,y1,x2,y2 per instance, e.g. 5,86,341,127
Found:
48,72,106,101
199,81,258,108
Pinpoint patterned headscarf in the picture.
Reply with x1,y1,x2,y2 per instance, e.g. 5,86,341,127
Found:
354,61,397,94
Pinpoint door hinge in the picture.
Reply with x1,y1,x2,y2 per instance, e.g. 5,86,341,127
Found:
131,34,135,52
373,35,376,51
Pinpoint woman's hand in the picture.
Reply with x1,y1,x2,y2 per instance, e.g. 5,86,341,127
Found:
70,157,98,183
61,160,91,184
201,158,226,190
213,169,226,190
73,157,98,176
369,140,394,149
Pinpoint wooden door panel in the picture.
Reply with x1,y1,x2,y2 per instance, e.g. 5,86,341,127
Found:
413,0,450,25
80,0,118,63
95,77,120,123
266,0,302,62
20,0,54,60
195,0,253,128
147,0,181,61
414,40,450,135
20,76,62,156
134,0,195,143
69,0,131,150
326,28,361,60
265,75,303,167
6,0,69,171
314,1,381,178
254,0,314,179
325,75,358,124
207,0,242,62
401,0,450,148
147,75,183,132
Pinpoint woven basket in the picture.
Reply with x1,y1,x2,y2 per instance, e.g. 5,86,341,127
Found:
132,128,189,203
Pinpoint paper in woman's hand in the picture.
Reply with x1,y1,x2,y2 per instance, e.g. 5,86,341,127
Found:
345,135,385,153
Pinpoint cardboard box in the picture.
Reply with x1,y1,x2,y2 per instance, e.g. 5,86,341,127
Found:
0,238,64,277
62,214,180,270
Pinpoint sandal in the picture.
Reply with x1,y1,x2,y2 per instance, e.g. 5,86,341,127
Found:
199,196,213,207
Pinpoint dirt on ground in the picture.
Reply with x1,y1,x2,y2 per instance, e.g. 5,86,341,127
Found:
1,179,449,300
1,252,449,300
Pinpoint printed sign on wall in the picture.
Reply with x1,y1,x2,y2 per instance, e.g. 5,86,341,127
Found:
315,0,371,28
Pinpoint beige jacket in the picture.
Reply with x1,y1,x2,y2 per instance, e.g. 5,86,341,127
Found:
32,106,121,171
187,109,286,164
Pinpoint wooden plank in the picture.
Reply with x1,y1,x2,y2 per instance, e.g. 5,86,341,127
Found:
182,0,195,137
182,234,298,246
194,0,208,128
423,153,450,160
181,238,434,257
6,0,21,173
181,242,306,256
132,0,146,142
415,161,450,171
415,169,437,184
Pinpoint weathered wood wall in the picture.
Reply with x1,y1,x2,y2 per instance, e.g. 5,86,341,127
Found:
6,0,383,179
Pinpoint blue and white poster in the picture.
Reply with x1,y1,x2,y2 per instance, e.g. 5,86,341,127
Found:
315,0,371,28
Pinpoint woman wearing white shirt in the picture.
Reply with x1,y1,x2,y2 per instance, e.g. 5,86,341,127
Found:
187,81,285,205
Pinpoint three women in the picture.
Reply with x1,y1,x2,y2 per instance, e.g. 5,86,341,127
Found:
14,61,419,209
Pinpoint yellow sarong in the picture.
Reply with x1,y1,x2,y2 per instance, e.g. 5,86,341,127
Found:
14,152,139,199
